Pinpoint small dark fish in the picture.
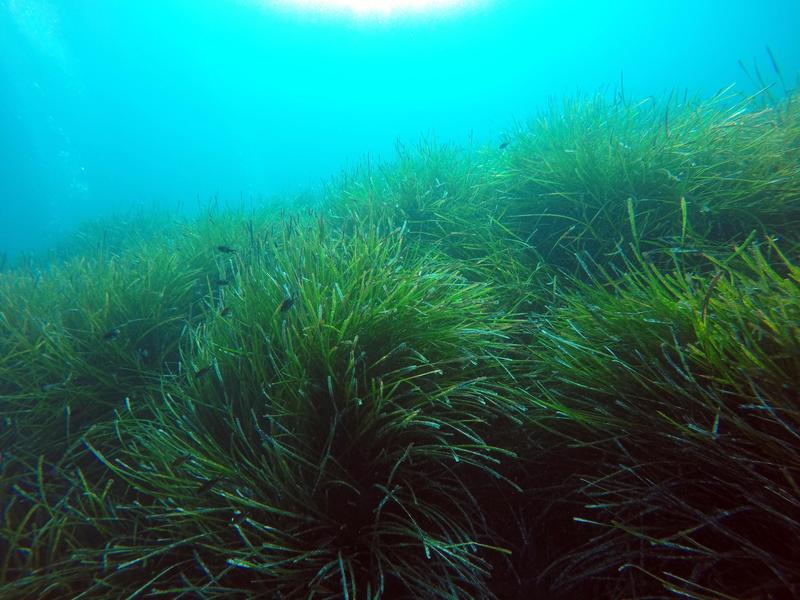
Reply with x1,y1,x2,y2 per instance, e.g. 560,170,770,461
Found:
216,245,236,254
499,141,510,150
194,366,212,378
279,297,294,312
215,278,231,286
197,476,224,494
103,328,121,341
220,307,233,317
171,454,191,469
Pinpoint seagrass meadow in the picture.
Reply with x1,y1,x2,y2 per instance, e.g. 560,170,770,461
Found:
2,87,800,599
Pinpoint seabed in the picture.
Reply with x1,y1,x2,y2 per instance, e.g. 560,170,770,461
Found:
1,87,799,599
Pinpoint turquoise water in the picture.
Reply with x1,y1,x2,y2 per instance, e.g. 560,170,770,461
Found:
1,0,798,257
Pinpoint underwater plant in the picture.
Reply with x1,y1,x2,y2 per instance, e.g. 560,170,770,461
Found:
2,87,799,600
486,87,800,272
0,243,210,460
327,139,510,264
3,221,526,598
526,240,800,598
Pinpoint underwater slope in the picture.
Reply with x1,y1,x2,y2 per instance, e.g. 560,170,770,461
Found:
1,87,799,599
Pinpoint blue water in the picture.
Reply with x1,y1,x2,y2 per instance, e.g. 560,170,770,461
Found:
2,0,799,259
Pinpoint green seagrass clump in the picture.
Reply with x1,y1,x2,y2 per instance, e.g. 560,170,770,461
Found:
0,237,224,462
2,86,799,600
75,222,525,598
527,240,800,598
487,88,800,271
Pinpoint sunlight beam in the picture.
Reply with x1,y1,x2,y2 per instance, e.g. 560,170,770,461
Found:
268,0,480,18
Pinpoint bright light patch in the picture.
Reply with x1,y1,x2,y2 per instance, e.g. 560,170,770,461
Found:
269,0,477,18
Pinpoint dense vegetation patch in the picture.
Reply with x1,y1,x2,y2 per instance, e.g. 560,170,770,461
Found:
1,87,799,599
